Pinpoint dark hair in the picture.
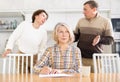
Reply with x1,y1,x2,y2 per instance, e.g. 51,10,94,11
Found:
32,9,48,23
84,0,98,9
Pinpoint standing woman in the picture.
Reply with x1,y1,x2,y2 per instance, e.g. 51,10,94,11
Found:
33,23,82,74
2,9,48,73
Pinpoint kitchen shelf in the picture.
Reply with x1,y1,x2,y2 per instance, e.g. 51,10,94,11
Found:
0,12,24,32
0,29,14,32
0,11,24,17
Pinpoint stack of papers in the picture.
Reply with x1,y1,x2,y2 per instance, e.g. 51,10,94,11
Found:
39,74,73,78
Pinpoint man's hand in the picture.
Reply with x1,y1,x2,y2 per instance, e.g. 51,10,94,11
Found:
92,35,100,46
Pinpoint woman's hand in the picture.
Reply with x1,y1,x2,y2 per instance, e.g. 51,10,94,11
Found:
40,66,61,74
40,66,52,74
2,49,11,57
49,69,61,74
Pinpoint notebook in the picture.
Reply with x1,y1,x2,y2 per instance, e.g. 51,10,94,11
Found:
39,74,74,78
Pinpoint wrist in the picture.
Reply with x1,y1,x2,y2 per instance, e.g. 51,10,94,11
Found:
6,49,11,52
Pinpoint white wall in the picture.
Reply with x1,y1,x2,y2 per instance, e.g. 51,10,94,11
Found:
25,11,84,30
0,0,119,14
0,0,119,18
0,0,24,10
110,0,120,18
25,10,110,31
24,0,85,10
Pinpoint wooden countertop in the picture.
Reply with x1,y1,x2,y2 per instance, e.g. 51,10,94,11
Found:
0,73,120,82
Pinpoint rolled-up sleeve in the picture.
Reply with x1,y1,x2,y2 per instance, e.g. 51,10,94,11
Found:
33,48,50,74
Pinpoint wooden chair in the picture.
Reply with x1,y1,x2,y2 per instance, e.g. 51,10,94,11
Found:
93,53,120,73
2,54,34,74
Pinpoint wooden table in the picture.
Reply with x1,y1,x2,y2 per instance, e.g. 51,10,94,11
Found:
0,73,120,82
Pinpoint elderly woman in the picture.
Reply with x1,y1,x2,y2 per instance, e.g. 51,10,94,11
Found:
33,22,82,74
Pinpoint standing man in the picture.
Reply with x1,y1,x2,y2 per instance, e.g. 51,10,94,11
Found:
74,0,114,72
2,9,48,73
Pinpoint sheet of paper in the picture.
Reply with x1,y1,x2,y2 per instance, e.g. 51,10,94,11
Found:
39,74,73,78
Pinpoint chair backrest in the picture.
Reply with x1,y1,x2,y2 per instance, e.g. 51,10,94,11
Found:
93,53,120,73
2,54,33,74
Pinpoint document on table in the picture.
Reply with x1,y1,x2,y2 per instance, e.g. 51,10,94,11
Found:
39,74,74,78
